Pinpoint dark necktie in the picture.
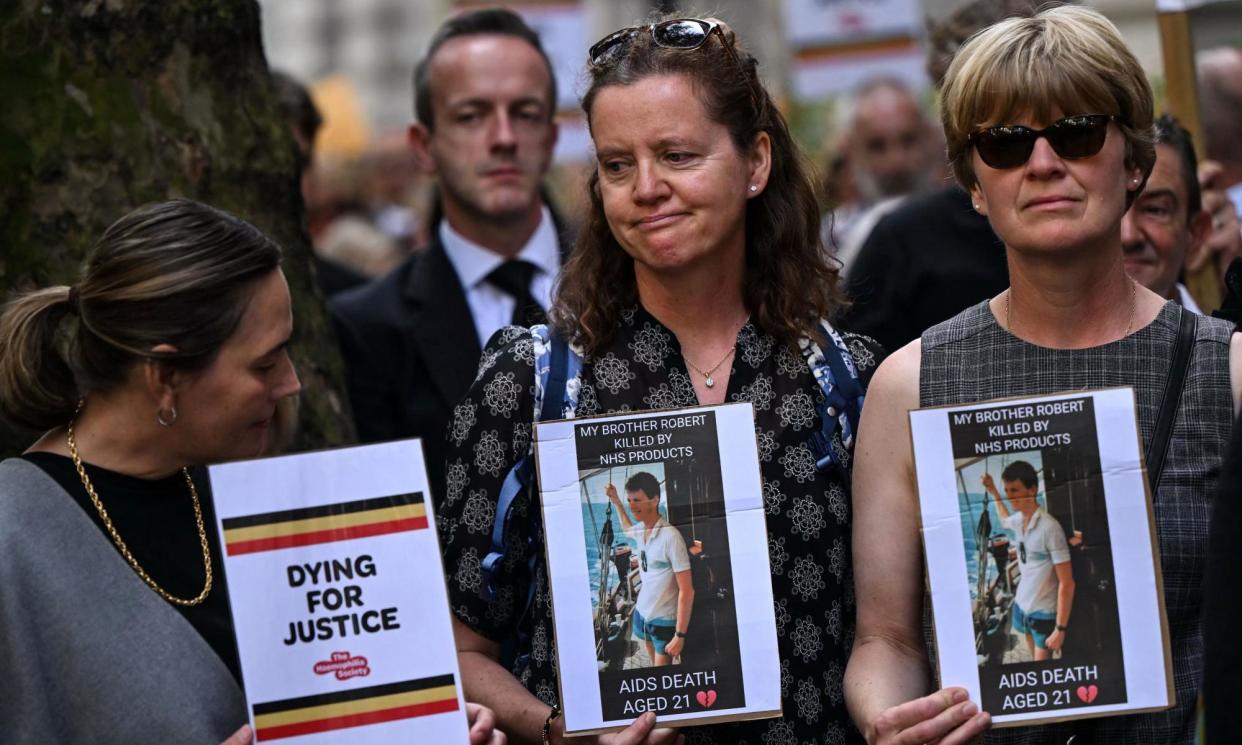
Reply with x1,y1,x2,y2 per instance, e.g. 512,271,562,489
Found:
485,259,547,327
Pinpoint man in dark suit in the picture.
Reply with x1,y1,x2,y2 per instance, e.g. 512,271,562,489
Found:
330,8,567,500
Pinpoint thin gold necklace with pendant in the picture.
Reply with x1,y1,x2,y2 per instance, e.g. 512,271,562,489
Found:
683,346,736,388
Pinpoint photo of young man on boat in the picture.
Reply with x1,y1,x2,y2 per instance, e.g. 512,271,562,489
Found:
577,453,743,683
981,460,1074,662
606,471,692,667
559,406,758,724
954,447,1124,679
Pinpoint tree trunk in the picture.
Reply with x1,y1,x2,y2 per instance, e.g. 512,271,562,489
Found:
0,0,355,456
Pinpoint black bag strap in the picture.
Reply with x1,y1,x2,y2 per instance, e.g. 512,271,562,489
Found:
1145,307,1197,491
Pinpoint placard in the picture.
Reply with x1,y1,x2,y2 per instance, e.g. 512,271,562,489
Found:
910,389,1174,727
208,441,469,744
1155,0,1216,11
783,0,921,47
535,403,782,734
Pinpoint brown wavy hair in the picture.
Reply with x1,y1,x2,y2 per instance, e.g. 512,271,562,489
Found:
551,17,843,355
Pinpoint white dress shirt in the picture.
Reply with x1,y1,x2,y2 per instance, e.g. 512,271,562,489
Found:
440,206,560,348
1176,283,1203,315
1228,182,1242,223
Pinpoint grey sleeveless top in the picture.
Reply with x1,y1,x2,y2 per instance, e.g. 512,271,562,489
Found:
920,300,1233,745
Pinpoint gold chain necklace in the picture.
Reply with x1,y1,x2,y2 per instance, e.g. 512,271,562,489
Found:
66,417,213,606
683,347,736,388
1005,279,1136,338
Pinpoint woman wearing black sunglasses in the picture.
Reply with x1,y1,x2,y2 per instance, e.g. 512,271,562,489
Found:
845,6,1241,745
439,14,882,745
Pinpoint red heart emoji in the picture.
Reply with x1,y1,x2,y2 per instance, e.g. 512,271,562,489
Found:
1076,685,1098,704
696,690,717,708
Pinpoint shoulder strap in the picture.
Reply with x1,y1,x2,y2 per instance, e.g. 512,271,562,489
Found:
480,328,578,602
1145,307,1197,492
803,323,867,472
542,334,570,421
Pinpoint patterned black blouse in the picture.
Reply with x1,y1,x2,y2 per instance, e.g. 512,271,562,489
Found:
439,305,882,744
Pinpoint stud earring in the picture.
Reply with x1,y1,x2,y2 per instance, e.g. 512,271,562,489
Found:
749,184,758,193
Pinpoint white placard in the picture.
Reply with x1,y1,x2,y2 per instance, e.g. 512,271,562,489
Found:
790,47,928,100
784,0,922,47
208,440,469,744
553,113,593,164
1155,0,1215,11
515,3,591,112
910,389,1173,727
535,403,782,734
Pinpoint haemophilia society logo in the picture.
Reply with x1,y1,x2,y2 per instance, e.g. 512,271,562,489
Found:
314,651,371,681
250,674,459,740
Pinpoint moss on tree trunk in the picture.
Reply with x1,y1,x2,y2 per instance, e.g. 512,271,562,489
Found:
0,0,355,456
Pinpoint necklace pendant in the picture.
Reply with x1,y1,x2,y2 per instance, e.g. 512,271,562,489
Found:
705,375,715,388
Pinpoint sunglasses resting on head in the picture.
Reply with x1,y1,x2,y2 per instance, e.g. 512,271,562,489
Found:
589,18,740,68
969,114,1117,169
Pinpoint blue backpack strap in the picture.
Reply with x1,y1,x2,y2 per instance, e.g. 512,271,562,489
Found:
542,334,570,421
802,323,866,473
480,327,575,602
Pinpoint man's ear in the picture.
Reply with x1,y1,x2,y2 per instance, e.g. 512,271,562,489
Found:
142,344,181,413
1183,207,1213,272
408,122,436,175
540,119,560,177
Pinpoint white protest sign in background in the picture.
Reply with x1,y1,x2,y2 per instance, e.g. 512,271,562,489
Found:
790,46,927,100
783,0,928,100
1155,0,1218,11
535,403,782,734
910,388,1172,727
514,1,590,113
209,440,468,744
783,0,921,46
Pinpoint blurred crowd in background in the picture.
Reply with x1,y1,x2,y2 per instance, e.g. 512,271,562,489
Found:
270,0,1242,317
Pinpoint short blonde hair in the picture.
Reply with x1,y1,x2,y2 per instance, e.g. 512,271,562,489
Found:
940,5,1155,198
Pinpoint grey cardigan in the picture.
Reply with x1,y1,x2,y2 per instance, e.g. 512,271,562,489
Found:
0,458,245,744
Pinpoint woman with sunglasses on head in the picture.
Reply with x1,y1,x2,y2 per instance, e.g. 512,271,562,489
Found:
439,15,882,745
0,200,506,745
845,7,1242,745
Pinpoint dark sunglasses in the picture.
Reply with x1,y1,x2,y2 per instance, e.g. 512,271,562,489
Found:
589,18,739,69
968,114,1116,170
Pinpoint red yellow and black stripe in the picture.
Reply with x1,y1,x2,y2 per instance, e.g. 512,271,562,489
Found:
223,493,426,556
252,674,459,740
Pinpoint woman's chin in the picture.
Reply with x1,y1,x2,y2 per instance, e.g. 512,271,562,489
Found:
225,421,274,461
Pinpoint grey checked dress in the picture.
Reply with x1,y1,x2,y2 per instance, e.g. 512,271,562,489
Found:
920,300,1233,744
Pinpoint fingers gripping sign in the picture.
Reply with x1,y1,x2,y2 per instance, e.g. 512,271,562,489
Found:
548,711,683,745
466,702,507,745
592,711,683,745
869,688,990,745
219,725,253,745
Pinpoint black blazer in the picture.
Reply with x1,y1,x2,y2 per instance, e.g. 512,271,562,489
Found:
329,218,572,503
